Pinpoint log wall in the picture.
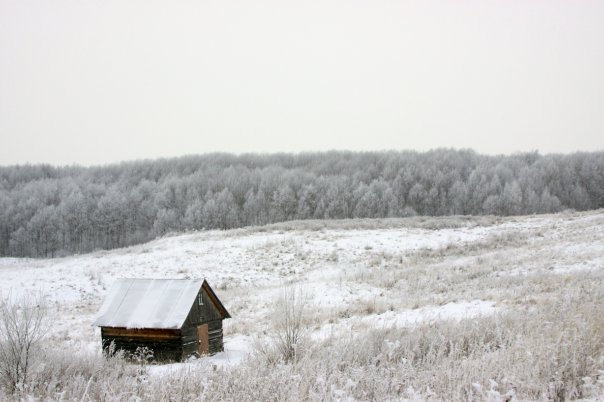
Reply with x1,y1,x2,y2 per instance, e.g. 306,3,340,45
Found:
181,319,224,356
101,327,183,362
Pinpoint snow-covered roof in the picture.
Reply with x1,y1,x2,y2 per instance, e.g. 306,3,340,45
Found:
93,278,204,329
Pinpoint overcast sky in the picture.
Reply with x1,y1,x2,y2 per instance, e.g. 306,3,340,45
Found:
1,0,603,166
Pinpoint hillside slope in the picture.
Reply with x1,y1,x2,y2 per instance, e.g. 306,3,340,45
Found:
1,210,603,400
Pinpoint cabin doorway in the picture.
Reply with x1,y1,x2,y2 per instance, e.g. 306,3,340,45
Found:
197,324,209,356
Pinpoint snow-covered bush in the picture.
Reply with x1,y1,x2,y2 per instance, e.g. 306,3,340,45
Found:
0,294,47,393
254,286,310,364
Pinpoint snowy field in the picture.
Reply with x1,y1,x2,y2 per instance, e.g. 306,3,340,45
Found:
1,210,603,400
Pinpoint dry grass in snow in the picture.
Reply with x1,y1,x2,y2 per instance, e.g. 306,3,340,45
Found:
0,210,603,400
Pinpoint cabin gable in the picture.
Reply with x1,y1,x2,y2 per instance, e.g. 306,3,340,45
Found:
183,284,224,326
181,281,229,356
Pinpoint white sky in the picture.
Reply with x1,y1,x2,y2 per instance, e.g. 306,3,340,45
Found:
1,0,603,166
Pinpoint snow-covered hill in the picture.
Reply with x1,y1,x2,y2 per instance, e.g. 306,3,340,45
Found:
2,210,603,371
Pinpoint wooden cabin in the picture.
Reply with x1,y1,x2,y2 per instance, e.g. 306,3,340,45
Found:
93,278,230,362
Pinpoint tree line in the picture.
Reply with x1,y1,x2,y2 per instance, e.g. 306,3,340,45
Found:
0,149,602,258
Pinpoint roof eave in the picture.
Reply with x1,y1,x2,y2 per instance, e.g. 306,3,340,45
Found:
202,280,231,319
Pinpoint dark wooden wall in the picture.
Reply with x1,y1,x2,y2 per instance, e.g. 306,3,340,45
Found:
207,319,224,354
181,319,224,357
182,287,225,356
101,327,183,362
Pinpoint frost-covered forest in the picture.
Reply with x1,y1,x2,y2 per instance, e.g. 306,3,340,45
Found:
1,149,603,257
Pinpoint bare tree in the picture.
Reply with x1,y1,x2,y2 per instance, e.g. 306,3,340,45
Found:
0,295,47,393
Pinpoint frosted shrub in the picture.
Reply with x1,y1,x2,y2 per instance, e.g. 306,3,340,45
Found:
268,286,310,363
0,294,47,393
132,346,154,375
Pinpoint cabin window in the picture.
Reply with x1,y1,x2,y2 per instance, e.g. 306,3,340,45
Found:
198,293,204,306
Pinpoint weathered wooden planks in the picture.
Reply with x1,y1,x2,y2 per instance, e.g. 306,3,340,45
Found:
102,327,180,339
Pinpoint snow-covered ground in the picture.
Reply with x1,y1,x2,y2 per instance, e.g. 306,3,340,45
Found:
1,210,603,373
